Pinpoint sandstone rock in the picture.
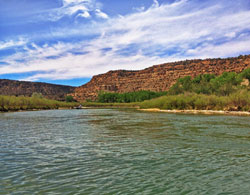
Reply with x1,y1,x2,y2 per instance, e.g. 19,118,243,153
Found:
241,79,249,86
72,54,250,101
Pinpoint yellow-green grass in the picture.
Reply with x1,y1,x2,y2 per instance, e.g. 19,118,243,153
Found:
139,90,250,111
0,95,79,112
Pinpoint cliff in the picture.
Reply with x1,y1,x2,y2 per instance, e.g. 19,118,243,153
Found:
71,55,250,101
0,79,75,101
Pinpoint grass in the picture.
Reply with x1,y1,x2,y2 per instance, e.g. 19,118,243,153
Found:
139,90,250,111
2,92,249,112
0,95,79,112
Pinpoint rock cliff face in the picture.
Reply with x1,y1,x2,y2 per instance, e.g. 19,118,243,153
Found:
71,55,250,101
0,80,75,101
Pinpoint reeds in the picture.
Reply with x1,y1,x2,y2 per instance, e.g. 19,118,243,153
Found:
0,95,78,112
139,90,250,111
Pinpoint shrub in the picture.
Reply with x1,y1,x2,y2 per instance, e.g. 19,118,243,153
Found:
139,89,250,111
97,90,167,103
168,68,250,96
31,92,43,98
65,95,75,102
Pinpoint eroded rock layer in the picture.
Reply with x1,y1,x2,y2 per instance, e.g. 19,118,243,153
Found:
72,55,250,101
0,80,75,101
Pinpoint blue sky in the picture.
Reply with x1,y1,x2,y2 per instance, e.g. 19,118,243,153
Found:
0,0,250,86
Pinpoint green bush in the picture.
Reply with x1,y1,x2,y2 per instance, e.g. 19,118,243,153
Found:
65,95,75,102
97,90,167,103
239,68,250,80
168,68,250,96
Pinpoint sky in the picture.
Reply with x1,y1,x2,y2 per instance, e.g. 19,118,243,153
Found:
0,0,250,86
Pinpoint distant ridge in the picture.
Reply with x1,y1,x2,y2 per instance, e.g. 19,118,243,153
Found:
71,54,250,101
0,79,75,101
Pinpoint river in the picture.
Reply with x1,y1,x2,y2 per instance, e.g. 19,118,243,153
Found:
1,109,250,194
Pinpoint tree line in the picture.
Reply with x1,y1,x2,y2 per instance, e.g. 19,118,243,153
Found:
97,90,167,103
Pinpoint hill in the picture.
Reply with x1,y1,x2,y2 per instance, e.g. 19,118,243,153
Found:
71,54,250,101
0,79,75,101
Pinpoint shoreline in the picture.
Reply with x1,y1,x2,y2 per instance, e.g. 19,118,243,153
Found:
139,108,250,116
0,105,136,113
0,107,76,113
2,106,250,116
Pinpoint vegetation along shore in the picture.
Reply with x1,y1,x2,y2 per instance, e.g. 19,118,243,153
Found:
88,68,250,114
0,93,79,112
1,68,249,114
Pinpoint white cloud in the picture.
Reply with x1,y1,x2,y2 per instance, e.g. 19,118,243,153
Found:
43,0,108,21
68,4,88,14
1,0,250,81
0,38,27,50
152,0,159,8
77,11,91,18
95,9,109,19
225,32,236,38
133,6,145,12
186,36,250,58
63,0,91,5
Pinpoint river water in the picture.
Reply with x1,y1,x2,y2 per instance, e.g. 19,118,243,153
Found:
0,109,250,194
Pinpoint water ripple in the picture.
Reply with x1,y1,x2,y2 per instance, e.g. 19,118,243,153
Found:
0,109,250,194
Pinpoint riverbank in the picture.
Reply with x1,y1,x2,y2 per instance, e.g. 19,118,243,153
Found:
80,102,250,116
139,92,250,112
0,107,78,113
1,95,249,116
81,102,139,108
2,103,250,116
0,95,79,112
139,108,250,116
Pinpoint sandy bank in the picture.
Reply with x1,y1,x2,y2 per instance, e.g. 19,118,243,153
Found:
139,108,250,116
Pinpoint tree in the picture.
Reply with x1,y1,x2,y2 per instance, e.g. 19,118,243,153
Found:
65,95,75,102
